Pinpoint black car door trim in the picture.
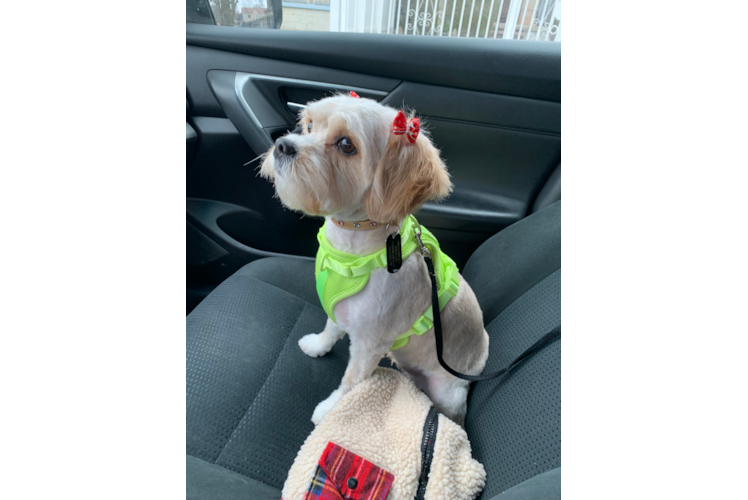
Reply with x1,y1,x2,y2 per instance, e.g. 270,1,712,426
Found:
422,116,561,138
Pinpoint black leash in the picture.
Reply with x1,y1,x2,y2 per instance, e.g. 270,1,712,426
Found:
424,254,560,382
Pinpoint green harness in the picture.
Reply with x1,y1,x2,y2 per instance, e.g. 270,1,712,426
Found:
315,215,460,350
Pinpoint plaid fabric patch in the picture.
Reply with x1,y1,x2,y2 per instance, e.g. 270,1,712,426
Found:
303,442,394,500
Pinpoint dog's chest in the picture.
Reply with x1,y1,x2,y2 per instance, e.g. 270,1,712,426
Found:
334,253,431,342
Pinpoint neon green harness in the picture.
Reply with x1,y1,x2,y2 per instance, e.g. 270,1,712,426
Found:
315,215,460,350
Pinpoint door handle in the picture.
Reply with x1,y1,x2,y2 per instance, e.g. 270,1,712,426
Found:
207,71,274,155
207,70,389,155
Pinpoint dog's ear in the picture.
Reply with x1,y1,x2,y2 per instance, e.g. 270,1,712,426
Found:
364,116,452,223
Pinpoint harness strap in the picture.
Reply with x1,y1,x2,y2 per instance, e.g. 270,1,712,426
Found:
390,256,459,350
316,221,419,278
318,251,389,278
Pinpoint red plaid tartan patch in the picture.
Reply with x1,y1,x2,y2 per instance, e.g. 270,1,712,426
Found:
302,442,394,500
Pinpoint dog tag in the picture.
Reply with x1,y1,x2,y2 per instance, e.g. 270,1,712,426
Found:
386,233,402,273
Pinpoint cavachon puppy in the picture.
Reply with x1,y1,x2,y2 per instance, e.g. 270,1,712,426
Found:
260,92,489,426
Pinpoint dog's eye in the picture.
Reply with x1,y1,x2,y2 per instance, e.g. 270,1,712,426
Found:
337,137,357,155
307,121,313,133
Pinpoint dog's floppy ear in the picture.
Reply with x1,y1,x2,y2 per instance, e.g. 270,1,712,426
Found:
364,113,452,223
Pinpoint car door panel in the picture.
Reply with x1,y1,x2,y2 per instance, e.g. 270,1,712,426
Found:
186,116,319,290
187,26,560,312
186,24,560,101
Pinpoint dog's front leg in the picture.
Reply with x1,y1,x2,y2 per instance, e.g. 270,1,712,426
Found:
299,318,345,358
311,340,390,425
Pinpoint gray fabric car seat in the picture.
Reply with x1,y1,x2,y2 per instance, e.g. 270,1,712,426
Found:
186,201,560,500
462,200,560,499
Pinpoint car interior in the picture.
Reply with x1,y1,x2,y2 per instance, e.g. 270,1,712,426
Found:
186,5,561,499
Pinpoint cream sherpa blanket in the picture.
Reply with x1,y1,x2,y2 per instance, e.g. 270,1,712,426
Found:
282,367,486,500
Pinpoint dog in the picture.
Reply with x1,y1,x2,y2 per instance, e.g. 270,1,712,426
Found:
260,92,489,426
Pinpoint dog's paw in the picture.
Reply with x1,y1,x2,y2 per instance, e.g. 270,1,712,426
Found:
299,333,328,358
311,390,340,425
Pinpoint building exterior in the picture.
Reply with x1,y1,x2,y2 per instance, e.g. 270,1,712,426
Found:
211,0,559,40
281,1,331,32
242,6,267,22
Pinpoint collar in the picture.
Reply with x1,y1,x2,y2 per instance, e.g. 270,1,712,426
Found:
330,218,385,230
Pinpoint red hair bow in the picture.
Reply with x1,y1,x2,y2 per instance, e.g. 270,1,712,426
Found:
392,110,420,143
349,91,360,98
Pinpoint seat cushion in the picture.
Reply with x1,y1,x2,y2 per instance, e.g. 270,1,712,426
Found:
463,201,561,499
186,257,349,497
186,202,561,499
488,467,560,500
463,201,561,326
187,455,282,500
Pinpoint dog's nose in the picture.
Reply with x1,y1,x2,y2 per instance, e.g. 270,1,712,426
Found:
273,137,298,160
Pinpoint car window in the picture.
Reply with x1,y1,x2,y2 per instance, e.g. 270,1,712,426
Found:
186,0,560,42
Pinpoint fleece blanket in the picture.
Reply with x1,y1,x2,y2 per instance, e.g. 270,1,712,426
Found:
282,367,485,500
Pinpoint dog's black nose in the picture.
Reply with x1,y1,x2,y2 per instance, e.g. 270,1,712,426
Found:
273,137,298,160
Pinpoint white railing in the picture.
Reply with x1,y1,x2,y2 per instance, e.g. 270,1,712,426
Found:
329,0,560,41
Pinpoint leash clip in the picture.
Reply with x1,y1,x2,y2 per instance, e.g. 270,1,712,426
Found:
412,218,431,259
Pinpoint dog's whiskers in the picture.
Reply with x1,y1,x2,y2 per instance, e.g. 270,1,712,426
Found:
244,154,266,167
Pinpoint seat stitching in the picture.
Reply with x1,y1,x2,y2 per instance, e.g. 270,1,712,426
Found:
484,267,561,326
213,301,310,468
238,274,323,311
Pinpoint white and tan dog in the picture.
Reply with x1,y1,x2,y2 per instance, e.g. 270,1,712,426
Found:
260,93,489,426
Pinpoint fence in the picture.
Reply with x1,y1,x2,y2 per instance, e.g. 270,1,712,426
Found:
329,0,561,41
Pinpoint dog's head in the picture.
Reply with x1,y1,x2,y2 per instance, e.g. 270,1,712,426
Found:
260,93,452,222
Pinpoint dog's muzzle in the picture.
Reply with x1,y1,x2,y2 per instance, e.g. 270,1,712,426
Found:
273,137,298,161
